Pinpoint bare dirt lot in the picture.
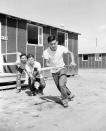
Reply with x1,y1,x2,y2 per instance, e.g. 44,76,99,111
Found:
0,69,106,131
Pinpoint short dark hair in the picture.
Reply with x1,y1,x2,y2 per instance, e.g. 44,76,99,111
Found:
20,53,27,58
48,35,57,43
27,54,34,59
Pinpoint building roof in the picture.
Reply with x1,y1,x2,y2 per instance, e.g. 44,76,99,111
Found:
78,47,106,54
0,11,80,35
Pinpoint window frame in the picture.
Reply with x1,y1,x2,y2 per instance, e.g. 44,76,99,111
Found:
57,31,68,48
82,54,88,61
27,23,43,46
95,53,102,61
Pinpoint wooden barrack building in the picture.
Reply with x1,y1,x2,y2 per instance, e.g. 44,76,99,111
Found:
0,12,80,89
78,49,106,69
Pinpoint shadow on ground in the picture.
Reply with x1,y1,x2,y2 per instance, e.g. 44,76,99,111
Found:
40,95,62,105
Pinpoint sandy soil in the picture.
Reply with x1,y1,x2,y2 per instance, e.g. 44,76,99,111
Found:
0,69,106,131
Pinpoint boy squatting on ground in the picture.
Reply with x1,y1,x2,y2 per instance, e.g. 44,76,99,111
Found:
16,53,46,95
16,53,27,93
42,35,76,107
25,54,46,96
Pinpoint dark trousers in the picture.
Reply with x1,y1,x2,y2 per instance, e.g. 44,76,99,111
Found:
16,66,26,90
52,67,71,99
28,77,46,94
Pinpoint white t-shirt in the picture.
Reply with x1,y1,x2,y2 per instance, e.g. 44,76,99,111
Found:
26,61,42,78
42,45,68,73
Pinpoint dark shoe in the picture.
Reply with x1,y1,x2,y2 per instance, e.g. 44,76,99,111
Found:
61,99,68,108
68,94,75,101
38,89,44,96
31,91,37,96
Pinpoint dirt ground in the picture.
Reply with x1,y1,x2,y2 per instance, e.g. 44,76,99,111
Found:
0,69,106,131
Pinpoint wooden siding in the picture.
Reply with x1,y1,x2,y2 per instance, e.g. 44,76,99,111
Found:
0,15,7,54
17,20,27,54
7,18,16,53
50,27,57,36
27,44,35,57
89,54,92,68
78,54,83,68
1,41,6,54
78,53,106,69
36,46,43,67
102,54,106,68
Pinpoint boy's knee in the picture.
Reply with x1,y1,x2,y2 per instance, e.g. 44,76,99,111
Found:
60,68,67,75
59,83,66,88
59,75,67,86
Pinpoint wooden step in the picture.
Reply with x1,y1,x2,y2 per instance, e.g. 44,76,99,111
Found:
0,73,27,90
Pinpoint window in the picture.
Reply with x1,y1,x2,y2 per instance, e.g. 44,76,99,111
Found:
82,54,88,61
57,31,68,48
95,53,102,61
27,24,43,46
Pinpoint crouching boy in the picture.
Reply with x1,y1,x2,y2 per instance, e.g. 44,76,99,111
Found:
16,53,27,93
26,54,46,96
